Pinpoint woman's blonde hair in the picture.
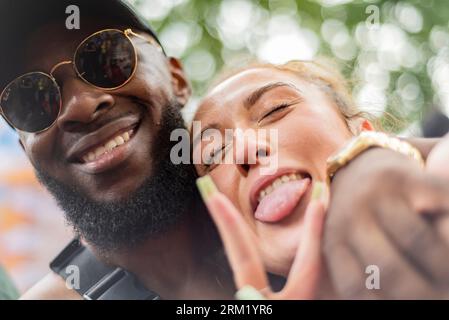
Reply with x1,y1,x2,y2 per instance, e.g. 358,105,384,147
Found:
206,58,393,132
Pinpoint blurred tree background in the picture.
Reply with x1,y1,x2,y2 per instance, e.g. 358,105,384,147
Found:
128,0,449,133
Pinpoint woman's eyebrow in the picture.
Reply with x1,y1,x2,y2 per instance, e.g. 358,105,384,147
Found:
244,82,301,110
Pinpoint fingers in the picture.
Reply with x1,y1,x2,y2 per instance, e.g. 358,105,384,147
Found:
376,196,449,286
280,199,325,299
349,208,439,299
197,176,269,291
325,243,380,299
411,174,449,214
324,202,381,299
434,215,449,248
427,154,449,181
426,134,449,180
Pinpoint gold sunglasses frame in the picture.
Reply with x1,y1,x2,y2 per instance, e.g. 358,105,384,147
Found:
0,28,162,133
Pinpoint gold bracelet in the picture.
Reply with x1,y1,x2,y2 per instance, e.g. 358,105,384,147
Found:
327,131,425,181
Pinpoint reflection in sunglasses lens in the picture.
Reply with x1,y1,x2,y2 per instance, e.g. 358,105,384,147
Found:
75,30,136,88
1,73,60,132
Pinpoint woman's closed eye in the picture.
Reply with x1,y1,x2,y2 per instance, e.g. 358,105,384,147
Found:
258,98,302,125
203,143,231,172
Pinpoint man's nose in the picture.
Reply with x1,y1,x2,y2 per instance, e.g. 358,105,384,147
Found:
234,132,271,177
56,77,115,132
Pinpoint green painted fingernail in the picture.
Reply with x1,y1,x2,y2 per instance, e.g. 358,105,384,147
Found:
312,181,325,201
235,285,267,300
196,175,218,200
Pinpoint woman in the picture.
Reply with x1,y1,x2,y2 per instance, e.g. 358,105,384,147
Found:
192,59,449,299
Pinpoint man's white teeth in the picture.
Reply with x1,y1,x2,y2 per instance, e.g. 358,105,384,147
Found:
94,146,106,159
105,140,117,150
82,130,133,163
257,173,305,203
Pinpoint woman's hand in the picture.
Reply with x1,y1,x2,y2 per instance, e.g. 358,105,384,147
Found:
197,176,327,300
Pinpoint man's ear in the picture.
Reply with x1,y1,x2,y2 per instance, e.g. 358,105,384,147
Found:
168,57,191,107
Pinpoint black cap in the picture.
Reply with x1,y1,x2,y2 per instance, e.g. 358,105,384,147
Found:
0,0,163,87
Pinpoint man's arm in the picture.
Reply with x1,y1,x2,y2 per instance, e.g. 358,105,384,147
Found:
323,147,449,299
20,272,82,300
404,137,441,159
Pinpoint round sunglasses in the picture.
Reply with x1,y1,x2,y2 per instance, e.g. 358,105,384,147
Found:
0,28,162,133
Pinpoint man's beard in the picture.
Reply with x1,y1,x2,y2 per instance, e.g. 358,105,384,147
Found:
35,102,197,253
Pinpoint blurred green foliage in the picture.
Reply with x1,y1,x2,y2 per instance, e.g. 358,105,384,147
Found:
129,0,449,132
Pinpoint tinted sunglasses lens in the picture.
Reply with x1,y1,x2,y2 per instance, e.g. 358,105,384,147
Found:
75,30,136,89
1,73,60,133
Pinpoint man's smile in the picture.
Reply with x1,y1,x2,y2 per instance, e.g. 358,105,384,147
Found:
67,113,141,174
81,129,133,163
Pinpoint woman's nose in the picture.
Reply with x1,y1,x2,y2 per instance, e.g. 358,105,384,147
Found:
234,132,271,176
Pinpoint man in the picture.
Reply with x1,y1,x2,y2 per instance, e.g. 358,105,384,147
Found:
0,0,233,299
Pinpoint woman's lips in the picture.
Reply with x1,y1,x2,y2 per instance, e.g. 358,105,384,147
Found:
254,177,311,223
